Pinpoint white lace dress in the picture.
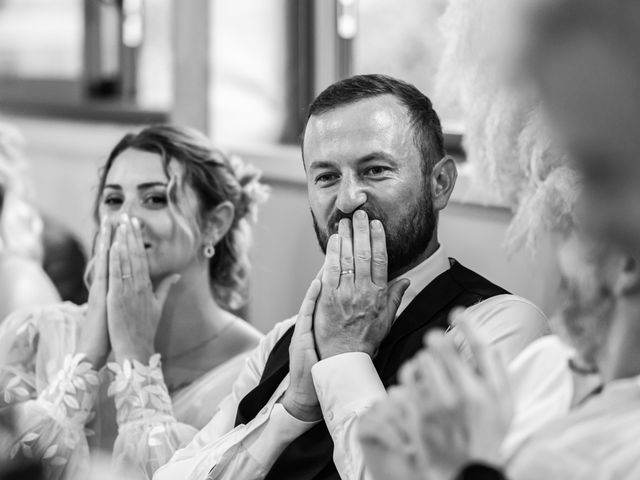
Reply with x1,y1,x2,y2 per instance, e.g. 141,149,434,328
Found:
0,302,251,480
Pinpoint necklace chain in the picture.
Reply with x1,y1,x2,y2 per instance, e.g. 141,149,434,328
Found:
164,320,235,363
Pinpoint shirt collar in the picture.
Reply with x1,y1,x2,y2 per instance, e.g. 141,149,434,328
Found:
395,245,451,318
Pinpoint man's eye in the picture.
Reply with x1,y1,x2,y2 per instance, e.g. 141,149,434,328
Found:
364,166,389,176
315,173,339,184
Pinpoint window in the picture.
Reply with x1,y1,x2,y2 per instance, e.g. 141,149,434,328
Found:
136,0,172,110
0,0,83,79
0,0,460,149
209,0,291,146
0,0,171,121
350,0,462,133
0,0,84,104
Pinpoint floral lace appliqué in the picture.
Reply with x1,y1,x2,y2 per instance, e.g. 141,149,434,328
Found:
40,353,101,426
107,354,173,426
1,318,39,405
10,353,100,472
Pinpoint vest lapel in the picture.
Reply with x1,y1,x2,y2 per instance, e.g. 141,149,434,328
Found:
374,267,462,373
235,327,294,426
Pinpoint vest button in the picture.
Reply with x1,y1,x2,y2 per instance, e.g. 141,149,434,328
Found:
326,411,334,421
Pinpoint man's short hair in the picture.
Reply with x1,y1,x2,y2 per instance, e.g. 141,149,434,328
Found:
305,74,446,174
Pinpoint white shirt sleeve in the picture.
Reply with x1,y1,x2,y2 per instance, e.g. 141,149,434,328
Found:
457,294,550,364
311,352,388,480
502,335,576,459
154,317,318,480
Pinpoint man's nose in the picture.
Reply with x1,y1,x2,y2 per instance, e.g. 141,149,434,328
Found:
335,174,367,215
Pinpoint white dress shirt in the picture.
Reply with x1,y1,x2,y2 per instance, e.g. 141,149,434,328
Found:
502,335,577,459
154,246,549,480
508,371,640,480
501,334,604,461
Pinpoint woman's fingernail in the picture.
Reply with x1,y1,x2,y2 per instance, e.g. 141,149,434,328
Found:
131,217,140,229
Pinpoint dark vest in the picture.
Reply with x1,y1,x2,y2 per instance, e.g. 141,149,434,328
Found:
235,259,509,480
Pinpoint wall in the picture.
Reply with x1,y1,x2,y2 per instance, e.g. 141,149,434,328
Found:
8,115,562,333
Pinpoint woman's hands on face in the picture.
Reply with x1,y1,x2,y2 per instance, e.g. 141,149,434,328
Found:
78,217,113,368
107,214,181,364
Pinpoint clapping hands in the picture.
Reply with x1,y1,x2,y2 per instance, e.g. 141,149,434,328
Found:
358,310,513,480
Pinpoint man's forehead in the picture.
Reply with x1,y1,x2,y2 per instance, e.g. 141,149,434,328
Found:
303,95,414,160
307,95,409,132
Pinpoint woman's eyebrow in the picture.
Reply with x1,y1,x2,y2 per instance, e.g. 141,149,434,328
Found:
137,182,168,190
103,182,168,191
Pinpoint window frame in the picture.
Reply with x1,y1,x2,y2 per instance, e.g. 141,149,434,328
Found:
0,0,463,158
330,0,465,157
0,0,169,124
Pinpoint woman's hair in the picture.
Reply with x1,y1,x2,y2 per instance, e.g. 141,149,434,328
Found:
0,124,44,262
91,124,269,311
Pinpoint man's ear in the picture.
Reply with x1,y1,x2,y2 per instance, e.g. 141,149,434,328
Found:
430,155,458,211
202,201,235,247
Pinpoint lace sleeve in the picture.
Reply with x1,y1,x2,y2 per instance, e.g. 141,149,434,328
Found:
1,319,38,406
8,353,101,480
0,308,41,407
0,302,84,409
108,355,198,479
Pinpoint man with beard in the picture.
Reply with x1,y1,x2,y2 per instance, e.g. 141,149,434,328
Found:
154,74,547,480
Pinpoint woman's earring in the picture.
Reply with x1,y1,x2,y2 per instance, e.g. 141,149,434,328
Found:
203,242,215,259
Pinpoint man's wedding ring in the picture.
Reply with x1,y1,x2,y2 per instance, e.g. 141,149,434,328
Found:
340,269,355,276
121,274,132,280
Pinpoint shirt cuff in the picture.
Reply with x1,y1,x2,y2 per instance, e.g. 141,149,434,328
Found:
311,352,387,432
245,402,319,468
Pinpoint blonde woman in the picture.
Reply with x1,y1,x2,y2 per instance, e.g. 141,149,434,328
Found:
0,125,268,479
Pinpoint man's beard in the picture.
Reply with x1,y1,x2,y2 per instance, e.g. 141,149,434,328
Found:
312,190,436,278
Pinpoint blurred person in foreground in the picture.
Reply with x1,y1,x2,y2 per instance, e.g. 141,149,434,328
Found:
0,125,267,479
358,0,640,478
153,74,548,480
359,235,631,480
0,124,60,320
